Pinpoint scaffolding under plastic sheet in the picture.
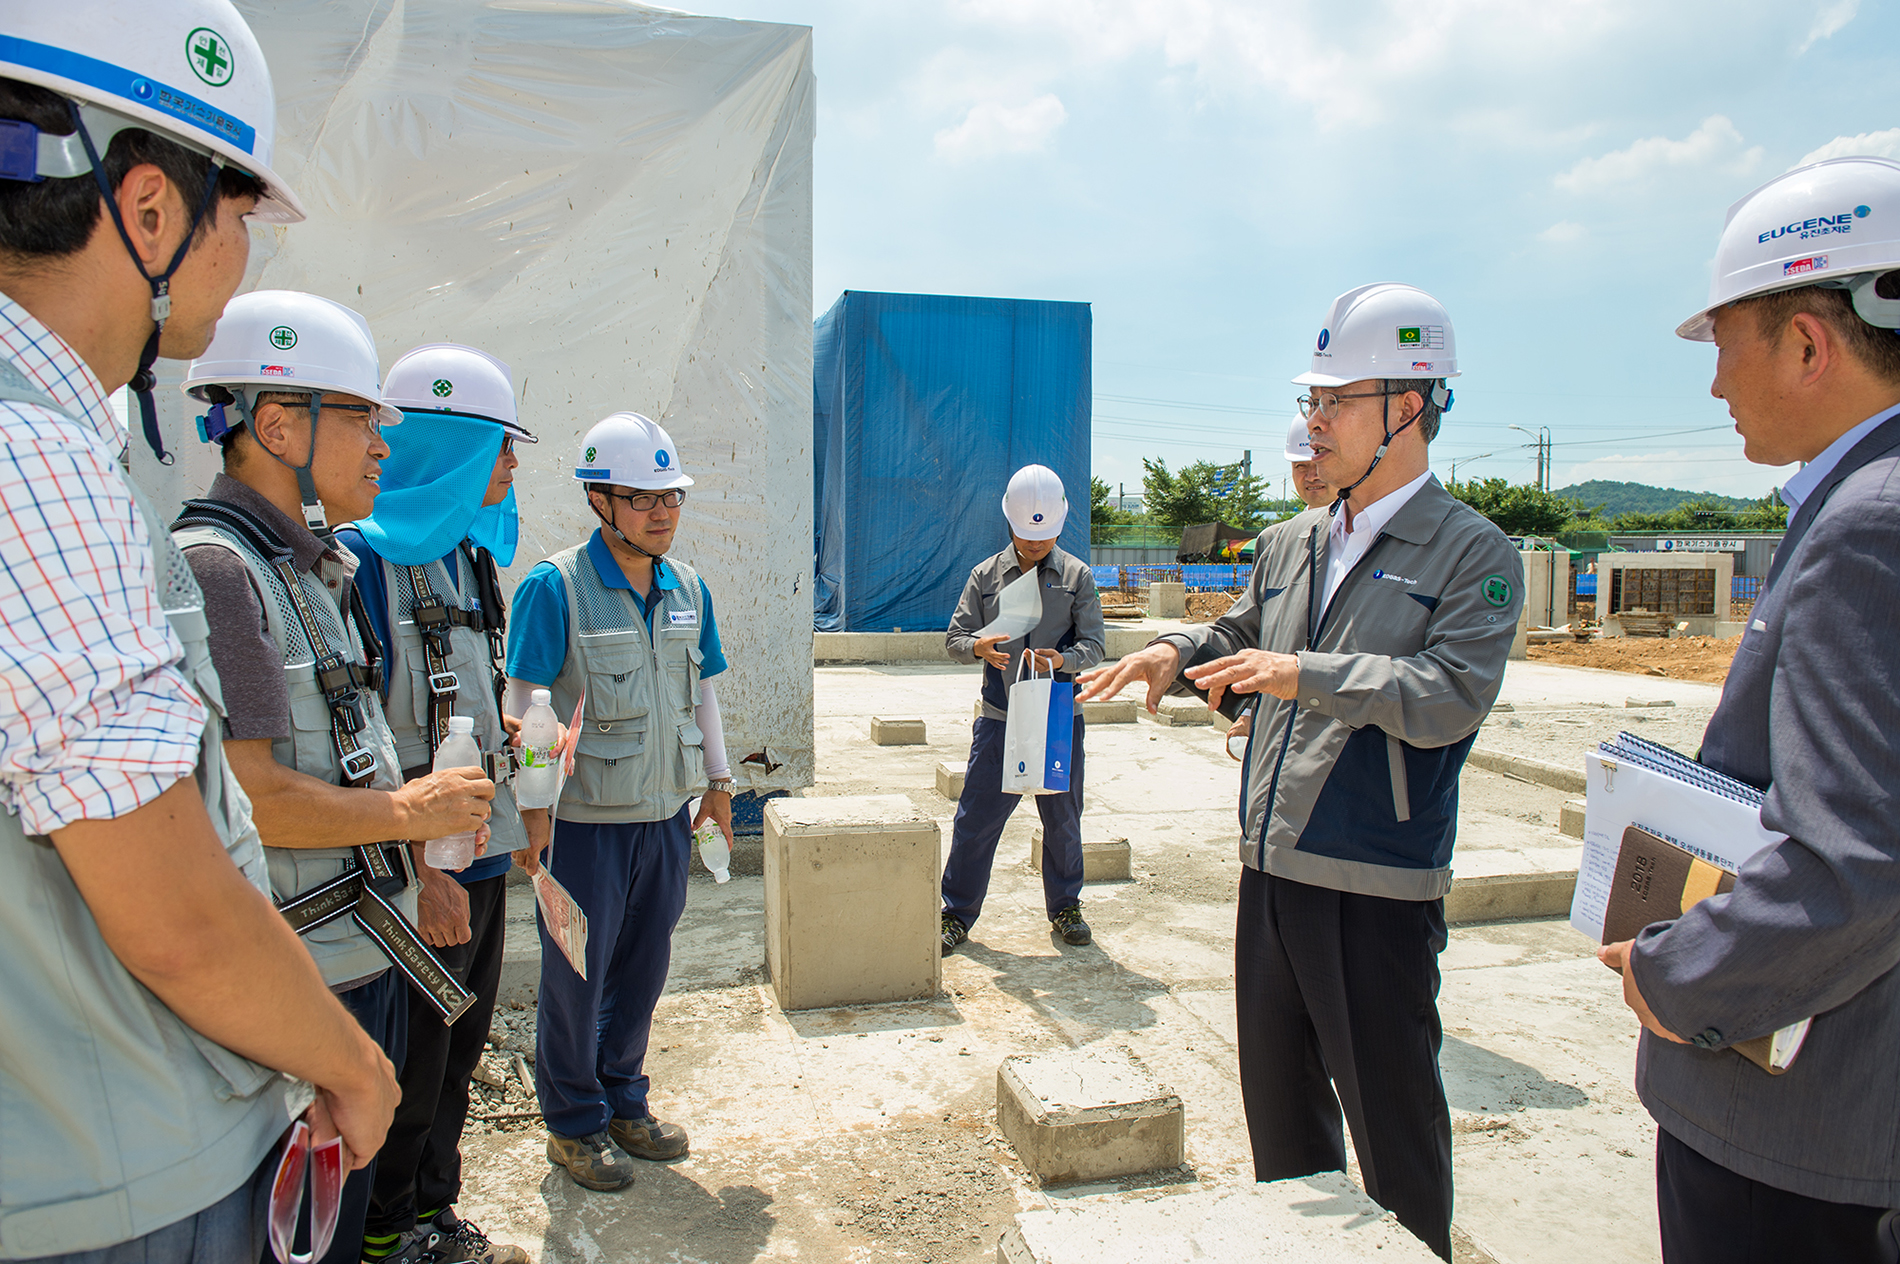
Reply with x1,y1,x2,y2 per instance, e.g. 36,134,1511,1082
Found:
131,0,816,790
813,291,1091,633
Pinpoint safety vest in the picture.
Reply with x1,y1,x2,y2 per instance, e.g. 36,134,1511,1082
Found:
377,548,526,855
0,366,288,1257
171,508,413,988
546,546,708,823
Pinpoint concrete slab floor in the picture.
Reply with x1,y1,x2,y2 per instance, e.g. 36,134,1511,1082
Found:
459,660,1668,1264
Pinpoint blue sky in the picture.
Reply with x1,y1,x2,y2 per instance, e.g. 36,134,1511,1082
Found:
718,0,1899,503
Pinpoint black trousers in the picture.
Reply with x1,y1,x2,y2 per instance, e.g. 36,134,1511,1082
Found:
1657,1127,1900,1264
1235,867,1453,1261
365,875,509,1238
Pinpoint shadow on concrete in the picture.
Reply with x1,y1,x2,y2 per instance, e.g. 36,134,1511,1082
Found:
780,995,967,1038
1441,1035,1589,1113
960,937,1175,1045
537,1162,775,1264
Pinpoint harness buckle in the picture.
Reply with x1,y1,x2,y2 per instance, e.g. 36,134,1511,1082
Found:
413,602,451,629
428,671,460,697
341,748,379,782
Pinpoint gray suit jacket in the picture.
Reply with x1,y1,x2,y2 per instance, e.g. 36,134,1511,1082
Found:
1631,412,1900,1207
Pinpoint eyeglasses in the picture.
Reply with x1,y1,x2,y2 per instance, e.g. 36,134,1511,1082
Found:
1296,389,1392,421
320,402,381,436
602,488,687,512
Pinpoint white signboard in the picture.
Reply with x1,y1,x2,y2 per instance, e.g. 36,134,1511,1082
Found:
1656,539,1744,553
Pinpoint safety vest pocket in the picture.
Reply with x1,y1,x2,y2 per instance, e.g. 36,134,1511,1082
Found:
573,722,648,804
582,641,648,721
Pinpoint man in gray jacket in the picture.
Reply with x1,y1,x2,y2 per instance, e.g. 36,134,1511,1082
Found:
1080,284,1521,1261
1603,157,1900,1261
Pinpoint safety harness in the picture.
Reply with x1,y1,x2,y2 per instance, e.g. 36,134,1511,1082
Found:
172,498,475,1024
406,543,512,771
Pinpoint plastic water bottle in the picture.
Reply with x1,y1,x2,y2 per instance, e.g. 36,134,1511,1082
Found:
425,715,483,871
514,689,561,810
691,798,730,883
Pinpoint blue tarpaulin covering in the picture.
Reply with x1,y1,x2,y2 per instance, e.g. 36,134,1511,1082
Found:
813,291,1091,632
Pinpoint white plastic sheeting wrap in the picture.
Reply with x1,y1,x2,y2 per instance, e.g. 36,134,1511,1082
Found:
133,0,816,791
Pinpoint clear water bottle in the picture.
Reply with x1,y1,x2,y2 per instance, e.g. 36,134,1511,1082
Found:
424,715,482,871
514,689,561,810
691,798,730,883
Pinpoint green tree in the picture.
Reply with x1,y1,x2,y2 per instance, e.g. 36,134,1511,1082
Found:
1141,458,1272,529
1090,476,1132,526
1449,477,1589,536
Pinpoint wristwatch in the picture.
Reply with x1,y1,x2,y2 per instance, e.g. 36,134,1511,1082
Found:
706,778,738,796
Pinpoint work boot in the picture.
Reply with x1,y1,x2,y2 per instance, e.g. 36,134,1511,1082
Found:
361,1226,440,1264
546,1130,636,1191
609,1112,690,1161
1051,905,1092,946
428,1210,528,1264
941,913,969,954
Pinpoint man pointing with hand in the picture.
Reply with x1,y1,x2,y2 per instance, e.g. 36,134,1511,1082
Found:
1077,285,1520,1261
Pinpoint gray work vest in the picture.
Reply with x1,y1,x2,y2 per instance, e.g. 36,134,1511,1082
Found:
0,368,290,1256
170,518,412,987
546,546,707,823
378,551,526,854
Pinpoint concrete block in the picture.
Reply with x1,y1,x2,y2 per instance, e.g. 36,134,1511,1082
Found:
1560,798,1586,839
1444,870,1578,924
1031,829,1132,882
936,761,967,800
1464,746,1587,794
1148,581,1187,619
1625,697,1677,709
998,1171,1440,1262
1153,697,1214,726
870,716,927,745
997,1048,1184,1185
1082,699,1137,725
763,796,941,1011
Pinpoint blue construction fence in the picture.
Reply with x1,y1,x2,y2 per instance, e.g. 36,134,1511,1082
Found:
1572,574,1761,604
1092,564,1251,592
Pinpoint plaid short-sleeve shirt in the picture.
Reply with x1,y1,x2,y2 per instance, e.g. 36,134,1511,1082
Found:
0,296,208,833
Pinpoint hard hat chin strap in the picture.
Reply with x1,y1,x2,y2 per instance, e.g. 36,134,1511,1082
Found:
253,391,331,537
1330,389,1418,518
70,102,224,468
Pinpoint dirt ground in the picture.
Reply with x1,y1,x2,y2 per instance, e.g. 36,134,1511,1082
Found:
1526,635,1740,684
1186,591,1236,621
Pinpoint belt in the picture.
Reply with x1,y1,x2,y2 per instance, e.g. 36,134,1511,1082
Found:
276,843,475,1024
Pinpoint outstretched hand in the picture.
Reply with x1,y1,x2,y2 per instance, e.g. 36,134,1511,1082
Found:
1075,643,1180,713
1183,649,1302,712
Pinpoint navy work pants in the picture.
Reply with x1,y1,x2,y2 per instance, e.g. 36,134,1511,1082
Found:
1656,1127,1900,1263
535,809,690,1139
940,714,1086,929
366,874,509,1238
1235,867,1453,1261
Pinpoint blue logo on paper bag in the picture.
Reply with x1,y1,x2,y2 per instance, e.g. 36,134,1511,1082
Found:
655,449,671,468
1317,329,1331,351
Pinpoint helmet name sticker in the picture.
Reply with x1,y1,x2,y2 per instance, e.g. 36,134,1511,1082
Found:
1783,255,1828,277
269,325,297,350
187,28,235,88
1396,325,1445,350
260,364,294,377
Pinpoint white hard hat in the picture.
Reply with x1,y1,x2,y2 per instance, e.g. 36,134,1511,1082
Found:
1292,283,1460,386
0,0,304,222
384,344,537,443
1284,417,1314,462
575,412,693,490
1002,464,1067,541
182,289,402,434
1677,156,1900,341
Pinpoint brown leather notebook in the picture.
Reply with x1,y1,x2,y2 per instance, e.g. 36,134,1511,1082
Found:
1604,825,1799,1074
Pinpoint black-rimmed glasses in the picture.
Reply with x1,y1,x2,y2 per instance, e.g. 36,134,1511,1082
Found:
603,488,687,512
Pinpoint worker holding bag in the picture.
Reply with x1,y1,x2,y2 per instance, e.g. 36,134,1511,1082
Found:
941,466,1105,953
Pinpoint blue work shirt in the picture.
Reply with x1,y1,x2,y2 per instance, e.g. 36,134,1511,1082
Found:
336,526,512,886
506,530,728,688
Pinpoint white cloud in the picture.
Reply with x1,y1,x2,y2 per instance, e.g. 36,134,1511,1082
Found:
1799,0,1859,52
1797,126,1900,167
1539,221,1587,244
933,93,1069,160
1554,115,1763,193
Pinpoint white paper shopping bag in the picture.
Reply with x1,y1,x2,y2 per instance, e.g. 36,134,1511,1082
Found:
1000,655,1074,796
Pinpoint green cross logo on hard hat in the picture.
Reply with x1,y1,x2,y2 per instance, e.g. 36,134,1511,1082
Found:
1481,575,1513,607
432,379,453,397
186,28,234,87
585,445,597,462
269,326,297,350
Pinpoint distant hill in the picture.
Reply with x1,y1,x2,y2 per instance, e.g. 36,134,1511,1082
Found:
1550,480,1759,518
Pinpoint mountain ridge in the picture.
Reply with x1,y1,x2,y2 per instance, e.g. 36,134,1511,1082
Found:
1550,479,1761,518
